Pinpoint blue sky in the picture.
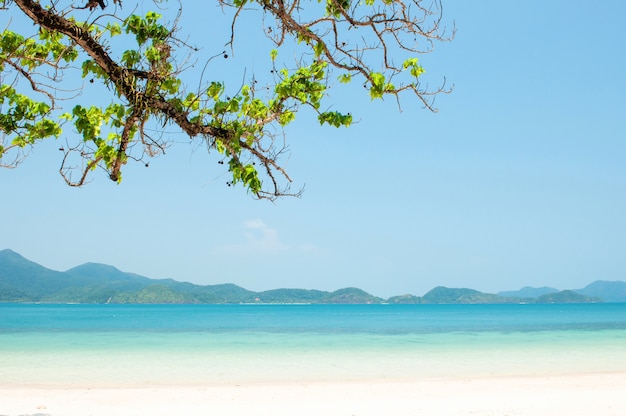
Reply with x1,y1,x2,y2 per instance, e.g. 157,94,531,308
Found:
1,0,625,298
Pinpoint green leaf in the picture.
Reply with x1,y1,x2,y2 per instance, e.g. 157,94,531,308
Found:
228,98,240,112
411,66,425,78
338,73,352,84
369,72,386,99
145,46,160,63
107,23,122,37
121,50,141,67
325,0,350,18
161,78,181,95
403,57,425,78
402,58,418,69
318,111,352,127
207,82,224,101
314,42,324,58
278,110,295,126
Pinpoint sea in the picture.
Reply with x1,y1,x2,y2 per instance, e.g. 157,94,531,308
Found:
1,303,626,387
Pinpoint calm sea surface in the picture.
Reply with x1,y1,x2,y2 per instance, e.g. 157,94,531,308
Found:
1,303,626,386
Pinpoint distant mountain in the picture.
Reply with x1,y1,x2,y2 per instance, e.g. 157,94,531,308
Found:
422,287,478,304
0,249,623,304
0,249,77,302
257,288,335,304
376,286,599,305
498,282,626,303
498,286,559,298
0,249,382,304
318,287,383,304
535,290,601,303
419,286,523,304
387,294,422,304
65,262,150,284
574,281,626,303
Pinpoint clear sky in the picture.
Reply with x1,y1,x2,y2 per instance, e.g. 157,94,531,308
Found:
1,0,625,298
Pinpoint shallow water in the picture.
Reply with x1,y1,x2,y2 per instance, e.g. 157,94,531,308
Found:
1,303,625,386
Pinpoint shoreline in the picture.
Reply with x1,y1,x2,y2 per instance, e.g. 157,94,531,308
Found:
2,372,625,416
3,304,625,415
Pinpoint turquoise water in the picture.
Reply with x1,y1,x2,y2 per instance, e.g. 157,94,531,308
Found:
1,303,626,386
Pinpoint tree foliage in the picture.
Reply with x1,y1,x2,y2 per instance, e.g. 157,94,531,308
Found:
1,0,452,199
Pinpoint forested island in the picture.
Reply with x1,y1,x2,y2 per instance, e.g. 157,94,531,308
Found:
2,249,624,304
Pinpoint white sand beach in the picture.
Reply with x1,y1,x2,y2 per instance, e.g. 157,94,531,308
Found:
2,373,625,416
3,304,626,416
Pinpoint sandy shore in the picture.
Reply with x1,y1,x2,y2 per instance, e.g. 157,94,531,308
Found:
2,373,625,416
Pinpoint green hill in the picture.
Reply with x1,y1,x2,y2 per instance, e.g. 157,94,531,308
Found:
319,287,383,304
256,288,329,303
420,286,515,304
0,249,377,304
498,286,559,298
536,290,602,304
0,249,621,304
574,281,626,303
0,250,77,302
387,294,422,304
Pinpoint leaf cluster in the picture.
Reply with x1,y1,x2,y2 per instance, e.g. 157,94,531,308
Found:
2,0,452,199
